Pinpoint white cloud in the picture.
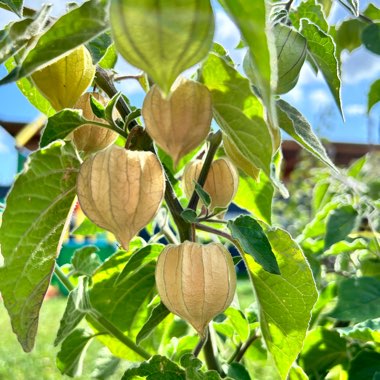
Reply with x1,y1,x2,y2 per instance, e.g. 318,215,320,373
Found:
345,104,366,116
309,89,331,106
284,86,303,105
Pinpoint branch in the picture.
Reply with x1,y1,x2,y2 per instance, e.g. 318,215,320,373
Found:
336,0,373,23
234,333,259,362
195,223,235,244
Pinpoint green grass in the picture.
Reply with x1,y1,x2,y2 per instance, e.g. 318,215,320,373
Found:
0,279,254,379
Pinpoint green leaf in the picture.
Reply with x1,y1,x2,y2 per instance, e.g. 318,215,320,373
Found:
362,23,380,55
0,5,52,65
290,0,329,32
55,277,90,346
98,43,118,69
342,0,359,16
72,216,105,235
368,79,380,113
104,92,122,125
228,216,279,274
323,238,367,256
40,109,118,147
300,327,348,376
86,31,113,64
181,208,198,223
245,227,318,379
234,172,274,225
0,0,108,84
347,154,367,177
324,205,358,249
220,0,275,122
122,355,185,379
56,328,94,377
338,318,380,343
110,0,214,95
5,57,55,116
194,181,212,208
330,277,380,323
300,19,343,118
136,302,170,345
0,141,80,352
200,53,273,176
335,19,366,53
288,365,308,380
312,180,331,213
364,3,380,20
224,307,250,342
0,0,23,16
180,354,228,379
227,362,251,380
349,351,380,380
277,99,337,172
90,94,106,118
71,246,102,277
91,349,121,379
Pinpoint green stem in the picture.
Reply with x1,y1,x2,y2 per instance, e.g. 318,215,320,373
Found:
54,264,151,360
188,131,222,210
195,223,235,244
336,0,373,23
234,333,259,362
203,327,224,375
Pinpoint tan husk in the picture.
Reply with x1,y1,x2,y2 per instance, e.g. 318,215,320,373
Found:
155,241,237,337
77,145,165,250
31,45,95,111
142,77,212,166
183,157,239,211
72,92,118,153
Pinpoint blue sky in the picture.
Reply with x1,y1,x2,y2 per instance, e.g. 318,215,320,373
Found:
0,0,379,185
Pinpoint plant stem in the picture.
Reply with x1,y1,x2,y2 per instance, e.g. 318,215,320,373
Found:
195,223,235,244
53,264,151,360
336,0,373,23
193,334,207,358
234,333,259,362
203,327,224,375
188,131,222,211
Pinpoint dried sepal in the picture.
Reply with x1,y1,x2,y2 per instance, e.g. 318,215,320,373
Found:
72,92,118,153
142,77,212,166
77,145,165,250
155,241,236,337
183,157,239,211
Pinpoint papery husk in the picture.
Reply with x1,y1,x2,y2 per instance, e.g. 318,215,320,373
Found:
72,92,118,153
155,241,236,337
77,145,165,250
142,77,212,166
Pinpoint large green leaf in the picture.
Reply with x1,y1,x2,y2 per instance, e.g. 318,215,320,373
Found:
5,57,55,116
349,351,380,380
368,79,380,113
0,0,22,16
228,215,280,275
233,171,274,225
56,328,95,377
330,277,380,323
88,244,163,360
324,205,358,249
0,141,80,351
244,228,318,379
362,23,380,55
0,0,108,84
335,19,366,53
338,318,380,343
200,53,273,175
277,99,337,171
110,0,214,95
0,5,51,64
220,0,276,123
300,19,343,118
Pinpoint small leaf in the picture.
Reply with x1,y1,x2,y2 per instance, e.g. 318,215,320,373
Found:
180,353,228,379
0,0,23,17
338,318,380,343
181,208,198,223
227,363,251,380
330,277,380,323
71,246,101,277
335,19,366,53
104,91,122,125
300,19,344,118
324,205,358,249
323,238,367,256
228,215,280,275
86,31,113,64
200,53,273,175
362,23,380,55
136,302,170,345
56,329,94,377
0,141,80,351
90,94,105,118
122,355,185,379
124,108,141,129
290,0,329,32
55,277,90,346
277,100,337,172
91,348,121,379
194,181,211,208
341,0,360,16
72,216,105,235
224,307,250,342
368,79,380,113
0,0,108,84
